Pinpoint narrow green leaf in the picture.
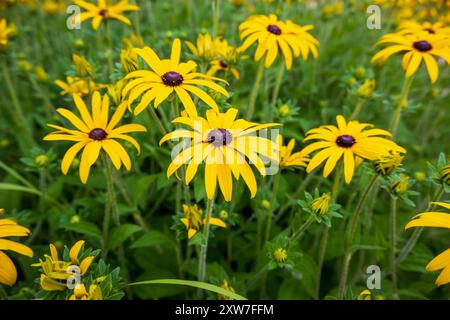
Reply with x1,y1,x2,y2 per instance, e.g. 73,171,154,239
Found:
108,224,142,250
0,183,41,196
129,279,247,300
63,222,103,240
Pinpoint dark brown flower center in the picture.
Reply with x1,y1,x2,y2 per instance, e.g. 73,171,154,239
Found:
89,128,108,141
162,71,183,86
267,24,282,35
424,28,435,34
413,40,432,52
219,60,228,68
336,135,356,148
207,129,232,147
99,9,108,16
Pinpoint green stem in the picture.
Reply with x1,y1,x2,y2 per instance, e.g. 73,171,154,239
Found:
148,107,167,135
247,59,265,119
212,0,220,37
397,185,445,263
265,173,281,243
290,215,314,244
389,196,398,299
1,58,34,150
315,166,342,299
349,98,365,120
337,174,379,299
197,197,215,297
104,21,114,78
269,63,284,121
389,76,413,136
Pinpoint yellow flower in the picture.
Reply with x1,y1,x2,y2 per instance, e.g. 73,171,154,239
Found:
160,108,279,201
273,247,287,263
55,76,105,96
107,79,125,106
0,18,15,52
69,283,103,300
371,31,450,83
218,279,236,300
43,92,146,183
0,209,33,286
357,289,372,300
35,66,49,83
123,33,145,49
180,204,226,239
239,14,319,70
42,0,66,14
357,79,376,99
390,173,410,195
75,0,140,30
301,115,406,184
311,193,331,215
208,38,244,80
397,21,450,38
120,48,138,73
33,240,95,291
414,171,426,182
72,54,93,77
185,33,218,61
439,164,450,185
374,151,404,176
277,135,309,169
405,202,450,286
322,1,344,19
122,38,230,117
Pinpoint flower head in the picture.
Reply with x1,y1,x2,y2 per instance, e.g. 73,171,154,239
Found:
397,21,450,38
311,193,331,216
239,14,319,69
160,108,279,201
390,173,410,195
69,283,103,300
273,247,288,263
301,115,406,183
405,201,450,286
185,33,218,61
122,38,229,117
180,204,226,239
0,209,33,286
277,135,309,169
218,279,236,300
43,92,146,183
72,53,93,77
0,18,15,52
74,0,140,30
371,30,450,83
374,151,404,176
55,76,105,96
120,48,138,73
439,164,450,185
357,79,376,99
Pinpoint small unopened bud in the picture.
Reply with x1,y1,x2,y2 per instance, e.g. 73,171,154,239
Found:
35,154,49,167
357,79,375,99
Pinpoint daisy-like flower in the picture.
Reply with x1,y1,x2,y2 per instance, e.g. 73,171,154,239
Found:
122,38,230,117
0,18,15,52
371,31,450,83
185,33,219,61
74,0,140,30
397,21,450,37
277,135,309,169
208,39,244,80
180,204,226,239
69,283,103,300
159,108,279,201
301,115,406,184
405,202,450,286
239,14,319,70
43,92,146,183
0,208,33,286
33,240,95,291
55,76,105,96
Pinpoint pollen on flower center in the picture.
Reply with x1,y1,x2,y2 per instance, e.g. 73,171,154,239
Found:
98,9,108,16
336,135,356,148
413,40,432,52
89,128,108,141
207,129,232,147
162,71,183,86
267,24,282,35
219,60,228,68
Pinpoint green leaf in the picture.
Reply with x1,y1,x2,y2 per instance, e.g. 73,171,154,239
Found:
131,230,176,249
0,183,41,196
63,222,102,240
129,279,247,300
108,224,142,250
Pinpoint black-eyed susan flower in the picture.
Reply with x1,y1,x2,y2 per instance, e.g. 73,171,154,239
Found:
374,151,404,176
120,48,138,73
405,202,450,286
43,92,146,183
160,108,279,201
301,115,406,184
180,204,226,239
185,33,219,61
208,39,244,80
397,21,450,37
123,38,229,117
277,134,309,169
371,31,450,83
0,18,14,52
33,240,95,291
74,0,140,30
0,208,33,286
439,164,450,185
72,54,93,77
55,76,105,97
239,14,319,70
